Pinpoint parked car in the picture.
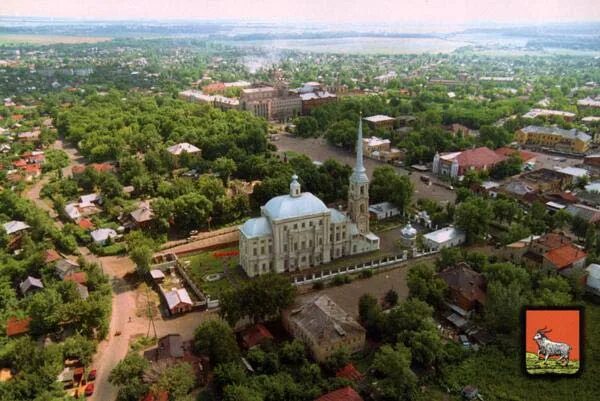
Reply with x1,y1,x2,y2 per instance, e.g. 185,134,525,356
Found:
84,383,94,397
87,369,97,381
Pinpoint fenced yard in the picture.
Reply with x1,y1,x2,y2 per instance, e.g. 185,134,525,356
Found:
180,247,247,299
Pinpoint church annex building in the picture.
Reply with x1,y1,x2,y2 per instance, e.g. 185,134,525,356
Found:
239,118,380,277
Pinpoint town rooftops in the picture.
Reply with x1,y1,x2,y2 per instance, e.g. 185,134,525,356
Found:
369,202,398,214
55,258,80,278
164,288,193,310
521,125,591,142
363,114,395,123
544,244,586,270
577,97,600,108
44,249,62,264
423,226,465,244
335,363,364,382
557,166,589,179
440,147,506,168
241,323,274,349
363,136,391,147
3,220,30,235
438,264,486,304
240,216,272,238
494,147,537,162
522,108,576,119
157,333,185,359
565,203,600,224
314,386,364,401
300,91,336,101
6,316,31,337
586,264,600,292
20,276,43,294
287,295,365,342
329,208,349,224
150,269,165,280
64,271,88,285
242,86,275,94
166,142,201,155
90,228,118,244
130,200,154,223
263,192,329,221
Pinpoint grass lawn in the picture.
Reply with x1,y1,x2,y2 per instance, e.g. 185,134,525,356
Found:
525,352,579,375
181,247,246,299
443,301,600,401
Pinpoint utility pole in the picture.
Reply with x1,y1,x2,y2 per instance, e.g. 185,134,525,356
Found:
145,285,157,339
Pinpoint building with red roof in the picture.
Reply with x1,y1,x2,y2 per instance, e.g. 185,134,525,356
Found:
438,263,486,312
64,271,88,285
44,249,62,264
494,147,537,164
335,363,364,382
241,323,274,349
6,316,31,337
72,163,115,175
77,219,95,230
433,147,506,179
314,386,363,401
141,391,168,401
543,244,587,272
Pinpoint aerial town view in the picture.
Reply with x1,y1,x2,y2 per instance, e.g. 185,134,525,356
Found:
0,1,599,400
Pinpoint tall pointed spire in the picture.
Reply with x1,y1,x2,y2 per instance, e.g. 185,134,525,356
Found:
355,112,365,173
350,113,369,183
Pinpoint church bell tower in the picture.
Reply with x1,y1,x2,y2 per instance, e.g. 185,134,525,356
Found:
348,115,370,234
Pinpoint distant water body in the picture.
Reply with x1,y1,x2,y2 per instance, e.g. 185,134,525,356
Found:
228,37,472,54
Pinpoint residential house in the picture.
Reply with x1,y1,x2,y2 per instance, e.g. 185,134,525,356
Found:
71,162,115,175
166,142,201,156
335,363,364,382
90,228,118,246
241,323,274,349
522,108,576,122
19,276,43,295
44,249,62,264
17,131,40,142
362,136,402,162
363,115,396,131
368,202,400,220
64,271,88,285
438,263,486,315
566,203,600,224
516,125,591,154
499,181,536,202
520,168,572,193
55,259,80,279
283,295,366,363
585,264,600,296
6,316,31,337
422,226,466,251
542,243,587,273
127,200,155,229
432,147,506,179
152,334,185,361
3,220,30,248
314,386,363,401
557,167,589,185
300,91,337,115
164,288,193,315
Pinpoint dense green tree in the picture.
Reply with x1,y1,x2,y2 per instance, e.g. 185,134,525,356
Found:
109,353,150,401
407,263,447,307
193,319,240,366
370,344,417,401
173,192,213,230
220,273,295,325
455,197,493,243
370,166,414,213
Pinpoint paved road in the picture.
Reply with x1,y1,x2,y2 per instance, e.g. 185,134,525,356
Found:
273,134,456,205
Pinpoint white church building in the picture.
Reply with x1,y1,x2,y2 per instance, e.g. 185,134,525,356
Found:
239,118,380,277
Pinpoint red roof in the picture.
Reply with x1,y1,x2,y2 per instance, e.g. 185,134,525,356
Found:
23,164,41,174
494,147,537,163
6,316,31,337
536,232,571,250
78,219,95,230
241,323,274,349
72,163,114,175
141,391,168,401
544,244,587,270
315,387,363,401
11,114,24,121
12,159,27,168
336,363,364,382
64,272,88,285
455,147,506,168
44,249,62,264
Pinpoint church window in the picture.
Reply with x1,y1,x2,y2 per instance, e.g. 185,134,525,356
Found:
253,248,257,256
360,185,364,195
319,219,323,226
269,245,272,253
309,240,313,247
342,232,346,239
294,243,298,251
284,244,288,252
302,222,305,228
319,238,323,245
294,223,298,229
284,225,287,231
360,204,365,213
336,233,340,241
261,246,265,255
301,241,306,249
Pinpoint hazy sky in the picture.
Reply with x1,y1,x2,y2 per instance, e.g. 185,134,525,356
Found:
2,0,600,24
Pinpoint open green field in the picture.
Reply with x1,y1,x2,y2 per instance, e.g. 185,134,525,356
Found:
0,34,111,45
445,302,599,401
525,352,580,375
180,247,246,299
